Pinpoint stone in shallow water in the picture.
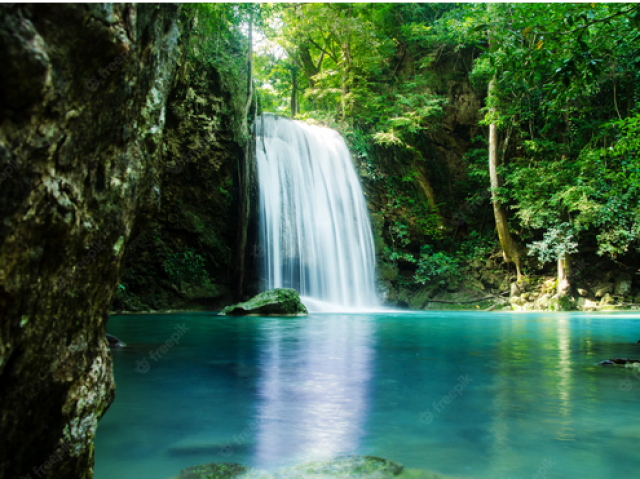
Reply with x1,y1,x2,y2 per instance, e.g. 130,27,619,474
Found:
219,288,308,316
106,333,126,347
176,456,466,479
178,462,249,479
278,455,403,478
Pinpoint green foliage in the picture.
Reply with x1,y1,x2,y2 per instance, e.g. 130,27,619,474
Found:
194,3,640,283
414,245,461,287
457,231,497,262
163,247,210,286
441,3,640,261
527,223,579,264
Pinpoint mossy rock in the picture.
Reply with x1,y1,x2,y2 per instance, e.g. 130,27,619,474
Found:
178,463,249,479
270,455,403,478
219,288,308,316
547,295,576,311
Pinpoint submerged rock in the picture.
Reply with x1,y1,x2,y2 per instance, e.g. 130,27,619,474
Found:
176,456,469,479
219,288,308,316
178,463,249,479
598,358,640,366
278,455,404,478
106,334,126,348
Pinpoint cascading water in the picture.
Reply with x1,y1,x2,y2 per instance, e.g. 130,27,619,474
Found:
256,114,378,311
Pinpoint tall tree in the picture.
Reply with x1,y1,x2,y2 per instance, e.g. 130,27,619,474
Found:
487,10,523,282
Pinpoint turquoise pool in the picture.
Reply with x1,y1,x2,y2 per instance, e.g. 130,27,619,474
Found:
95,311,640,478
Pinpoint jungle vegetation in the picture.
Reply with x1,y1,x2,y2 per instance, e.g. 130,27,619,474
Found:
187,3,640,294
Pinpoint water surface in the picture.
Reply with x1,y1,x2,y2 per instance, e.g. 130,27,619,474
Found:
95,311,640,478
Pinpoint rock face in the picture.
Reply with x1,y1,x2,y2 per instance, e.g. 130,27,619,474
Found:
0,4,179,478
112,26,251,312
219,288,309,316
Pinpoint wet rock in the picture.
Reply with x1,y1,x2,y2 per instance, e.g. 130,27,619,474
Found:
598,358,640,365
178,462,249,479
598,360,615,366
576,287,589,297
409,285,438,309
547,295,575,311
577,297,599,311
615,273,633,296
219,288,308,316
272,455,404,478
106,334,126,348
594,282,614,298
599,293,614,308
176,456,453,479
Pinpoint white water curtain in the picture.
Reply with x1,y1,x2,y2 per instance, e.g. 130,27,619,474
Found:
256,114,378,310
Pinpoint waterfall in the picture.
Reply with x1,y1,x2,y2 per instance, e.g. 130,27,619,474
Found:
256,114,378,311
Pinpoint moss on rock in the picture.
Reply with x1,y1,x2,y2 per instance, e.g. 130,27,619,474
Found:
178,462,249,479
219,288,308,316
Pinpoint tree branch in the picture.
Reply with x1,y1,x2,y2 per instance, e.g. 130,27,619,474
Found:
538,5,639,36
306,36,338,63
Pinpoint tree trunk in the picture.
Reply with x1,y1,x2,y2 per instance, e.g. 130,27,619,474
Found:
488,70,522,282
557,254,572,297
299,45,318,87
243,12,253,123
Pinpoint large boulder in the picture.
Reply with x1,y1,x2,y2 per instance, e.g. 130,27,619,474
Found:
219,288,308,316
594,282,614,298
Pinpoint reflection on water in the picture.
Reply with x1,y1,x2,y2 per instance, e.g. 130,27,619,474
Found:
95,312,640,479
255,318,373,466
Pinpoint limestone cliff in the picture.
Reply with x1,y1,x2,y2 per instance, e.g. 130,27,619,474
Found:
0,4,179,478
112,15,252,313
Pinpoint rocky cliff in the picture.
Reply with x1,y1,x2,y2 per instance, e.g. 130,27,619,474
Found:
111,34,250,313
0,4,179,478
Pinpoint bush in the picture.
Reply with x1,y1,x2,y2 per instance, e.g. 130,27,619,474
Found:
414,245,461,287
163,247,210,286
